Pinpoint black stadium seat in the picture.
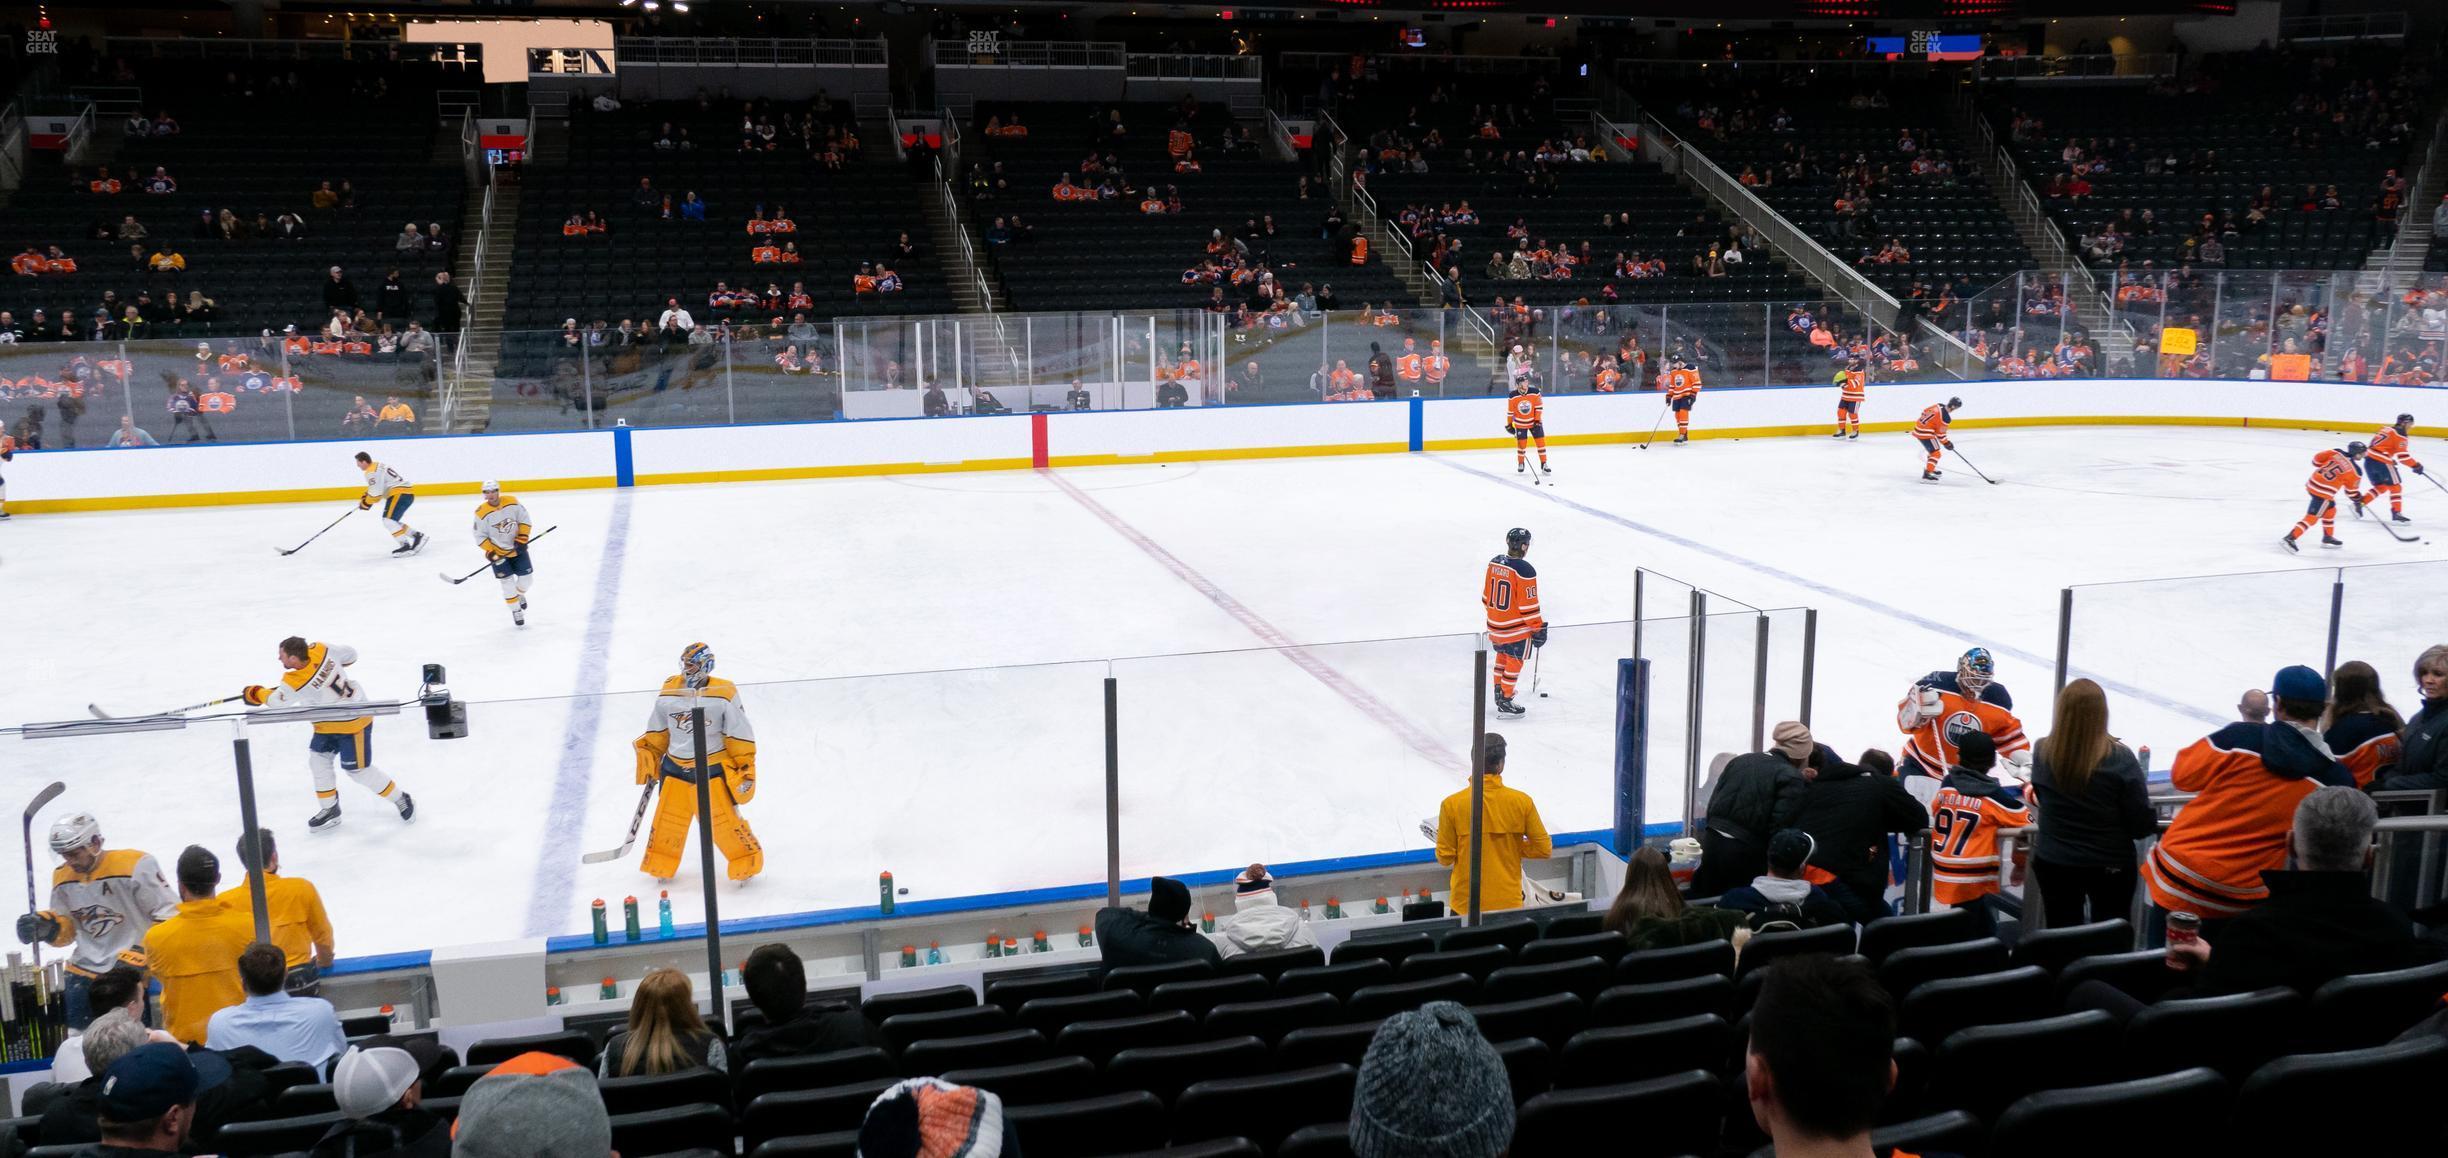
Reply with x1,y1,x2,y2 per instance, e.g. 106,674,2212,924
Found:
1590,975,1733,1027
1348,974,1478,1021
1439,919,1539,954
1516,931,1629,969
1479,956,1611,1004
597,1067,731,1116
2122,986,2303,1082
2303,959,2448,1051
1002,1091,1168,1158
466,1029,596,1070
1216,945,1324,981
1557,1015,1731,1087
1102,959,1215,998
1331,933,1434,972
2011,919,2133,974
862,984,978,1024
1618,940,1737,985
1876,937,2010,1001
988,970,1102,1013
1275,959,1395,1002
1020,989,1146,1039
736,1048,895,1103
1987,1067,2229,1158
742,1080,898,1151
1106,1036,1271,1104
882,1004,1011,1055
1274,1018,1388,1070
1931,1010,2120,1123
606,1103,731,1158
1900,967,2051,1048
1172,1064,1359,1152
2237,1036,2448,1150
210,1112,350,1157
1857,908,1981,965
1203,993,1341,1046
938,1054,1099,1106
1056,1010,1201,1066
1732,925,1855,981
1512,1070,1723,1157
1147,974,1271,1021
1397,945,1513,983
1464,992,1586,1049
900,1028,1049,1074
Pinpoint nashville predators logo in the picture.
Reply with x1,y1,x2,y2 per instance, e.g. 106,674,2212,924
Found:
1941,710,1985,750
667,711,699,734
69,902,126,938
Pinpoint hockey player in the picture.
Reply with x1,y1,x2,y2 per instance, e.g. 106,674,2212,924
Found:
633,643,765,883
2367,413,2425,524
242,636,416,832
2282,441,2373,552
354,451,426,556
1914,397,1962,480
1507,378,1550,475
1483,528,1545,720
1832,359,1868,440
471,480,535,626
13,813,177,1029
1928,731,2033,934
0,426,15,519
1663,357,1703,444
1898,647,2030,797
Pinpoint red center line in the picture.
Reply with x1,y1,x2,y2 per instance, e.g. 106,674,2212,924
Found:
1043,469,1468,776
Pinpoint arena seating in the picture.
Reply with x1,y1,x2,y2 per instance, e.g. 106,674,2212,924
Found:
1985,47,2426,274
0,62,465,338
1642,78,2039,308
54,910,2425,1157
959,100,1411,313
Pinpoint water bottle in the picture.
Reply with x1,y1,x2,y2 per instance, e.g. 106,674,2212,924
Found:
621,896,641,942
545,987,563,1007
879,871,896,915
1002,937,1020,957
1325,897,1344,920
598,976,617,1000
2139,745,2152,775
1032,930,1049,953
926,942,943,965
657,891,674,939
1373,897,1390,915
1077,925,1094,948
590,899,608,946
901,945,918,968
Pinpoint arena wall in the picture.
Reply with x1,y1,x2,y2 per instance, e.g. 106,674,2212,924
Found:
9,379,2439,514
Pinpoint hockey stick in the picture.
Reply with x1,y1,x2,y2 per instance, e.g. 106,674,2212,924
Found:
2422,470,2447,496
2366,506,2422,543
88,696,242,720
581,780,660,864
1529,640,1548,698
440,525,560,584
276,507,357,556
1949,445,2001,485
22,781,65,971
1636,402,1672,450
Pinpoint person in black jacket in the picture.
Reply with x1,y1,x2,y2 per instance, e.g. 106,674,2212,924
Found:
2377,644,2448,791
1094,876,1222,969
1717,830,1851,930
1690,722,1815,897
2030,678,2158,929
728,943,882,1072
1794,747,1928,925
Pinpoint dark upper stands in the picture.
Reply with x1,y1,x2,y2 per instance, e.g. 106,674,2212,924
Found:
1987,47,2427,275
960,99,1411,313
0,62,465,339
504,96,951,332
1643,77,2037,320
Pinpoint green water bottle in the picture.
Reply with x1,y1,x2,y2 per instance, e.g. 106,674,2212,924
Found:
1002,936,1019,957
590,899,608,945
658,891,674,938
599,976,617,1000
984,934,1001,958
545,987,563,1006
1200,912,1215,933
901,945,918,968
879,871,896,915
1373,896,1390,915
1077,925,1093,948
622,896,641,942
1325,897,1344,920
1032,930,1049,953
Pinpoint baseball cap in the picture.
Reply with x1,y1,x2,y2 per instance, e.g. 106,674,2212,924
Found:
450,1051,612,1158
2272,664,2326,702
1766,829,1816,876
99,1042,229,1120
333,1036,444,1118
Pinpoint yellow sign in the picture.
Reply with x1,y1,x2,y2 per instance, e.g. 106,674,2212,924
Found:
2159,326,2198,356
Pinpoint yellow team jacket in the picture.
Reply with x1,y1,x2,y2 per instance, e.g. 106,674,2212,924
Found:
1436,773,1553,913
147,896,257,1044
218,872,334,970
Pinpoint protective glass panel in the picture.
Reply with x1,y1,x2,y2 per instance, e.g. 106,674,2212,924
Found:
2334,562,2448,702
2064,567,2342,755
280,333,440,442
723,327,841,425
0,340,137,448
589,334,732,429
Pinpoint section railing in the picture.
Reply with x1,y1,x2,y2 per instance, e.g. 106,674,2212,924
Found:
1124,55,1262,81
933,155,1001,317
436,88,479,125
2279,12,2411,43
58,102,94,167
612,37,887,67
933,40,1126,69
66,85,143,118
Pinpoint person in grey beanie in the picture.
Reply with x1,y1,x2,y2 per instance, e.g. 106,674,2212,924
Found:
1349,1001,1513,1158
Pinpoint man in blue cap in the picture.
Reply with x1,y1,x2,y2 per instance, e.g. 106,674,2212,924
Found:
89,1041,230,1155
2145,664,2353,940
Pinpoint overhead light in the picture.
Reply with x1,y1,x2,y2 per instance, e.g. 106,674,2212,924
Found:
673,0,689,9
620,0,637,6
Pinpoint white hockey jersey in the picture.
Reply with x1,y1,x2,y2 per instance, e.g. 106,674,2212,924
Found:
472,494,532,555
262,642,371,734
642,678,756,765
361,462,411,502
43,848,179,976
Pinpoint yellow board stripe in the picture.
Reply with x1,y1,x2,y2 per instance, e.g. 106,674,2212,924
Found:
9,413,2433,515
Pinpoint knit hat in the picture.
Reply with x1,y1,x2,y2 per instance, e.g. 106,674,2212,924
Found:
450,1051,612,1158
1772,721,1813,761
1147,876,1193,924
857,1077,1006,1158
332,1046,420,1119
1350,1002,1512,1158
2272,664,2326,703
1956,730,1997,772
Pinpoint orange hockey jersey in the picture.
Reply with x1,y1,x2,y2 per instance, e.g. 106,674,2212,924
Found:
1929,770,2033,906
1507,389,1543,431
2370,426,2421,471
1483,555,1543,645
1664,368,1702,400
2144,722,2352,917
1899,684,2029,778
2306,448,2365,500
1913,403,1952,440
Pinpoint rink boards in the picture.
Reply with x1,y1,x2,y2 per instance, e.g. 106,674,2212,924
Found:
9,377,2442,514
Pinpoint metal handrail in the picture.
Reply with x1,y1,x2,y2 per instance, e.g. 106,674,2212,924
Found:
934,40,1125,69
613,37,886,67
1125,54,1261,81
1665,117,1903,332
436,89,479,124
1959,88,2132,351
2279,13,2410,42
933,156,1000,317
2380,107,2448,284
59,102,95,167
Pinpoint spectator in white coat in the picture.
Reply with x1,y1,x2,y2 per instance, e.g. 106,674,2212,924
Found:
1208,864,1316,958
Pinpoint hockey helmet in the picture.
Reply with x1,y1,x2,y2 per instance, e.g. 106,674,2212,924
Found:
679,642,716,685
480,479,501,494
2347,441,2369,458
49,812,99,854
1506,527,1533,552
1946,396,1965,411
1958,647,1996,696
2397,413,2415,430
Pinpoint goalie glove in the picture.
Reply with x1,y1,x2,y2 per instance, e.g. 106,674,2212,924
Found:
1903,686,1943,726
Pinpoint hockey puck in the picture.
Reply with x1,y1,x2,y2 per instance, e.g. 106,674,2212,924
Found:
898,887,909,895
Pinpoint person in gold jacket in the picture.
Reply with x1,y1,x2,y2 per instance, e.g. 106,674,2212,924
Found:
1435,733,1552,914
634,643,764,882
147,846,256,1044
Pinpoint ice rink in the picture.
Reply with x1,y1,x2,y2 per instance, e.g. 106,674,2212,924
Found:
8,422,2447,958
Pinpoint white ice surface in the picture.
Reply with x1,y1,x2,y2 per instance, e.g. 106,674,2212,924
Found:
6,425,2446,958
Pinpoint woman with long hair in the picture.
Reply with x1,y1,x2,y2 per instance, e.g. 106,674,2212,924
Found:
604,967,725,1077
2386,645,2448,791
2323,659,2404,788
2030,678,2156,928
1605,846,1741,949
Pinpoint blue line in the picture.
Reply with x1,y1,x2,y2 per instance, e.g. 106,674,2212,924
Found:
612,425,635,488
523,489,636,935
1432,456,2227,728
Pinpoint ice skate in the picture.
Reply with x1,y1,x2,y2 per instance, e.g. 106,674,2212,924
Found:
307,804,342,832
